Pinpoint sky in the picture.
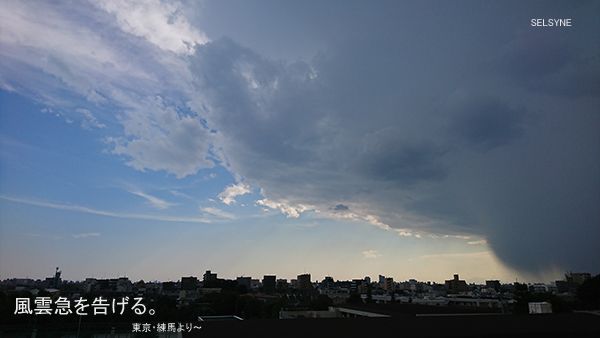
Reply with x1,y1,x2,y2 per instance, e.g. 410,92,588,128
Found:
1,0,598,285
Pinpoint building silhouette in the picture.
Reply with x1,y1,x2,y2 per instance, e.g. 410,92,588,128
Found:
297,273,313,291
383,277,394,291
567,272,591,285
445,274,468,293
203,270,217,283
181,276,198,290
262,275,276,294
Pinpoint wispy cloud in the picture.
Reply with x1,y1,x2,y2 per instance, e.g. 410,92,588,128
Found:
468,239,488,245
362,250,381,259
26,232,100,239
71,232,100,239
200,207,236,220
25,233,43,237
1,196,210,223
255,198,313,218
0,78,16,92
75,108,105,129
129,191,176,210
92,0,209,55
170,190,193,199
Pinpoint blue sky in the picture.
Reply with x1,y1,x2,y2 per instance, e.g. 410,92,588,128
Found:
1,0,599,284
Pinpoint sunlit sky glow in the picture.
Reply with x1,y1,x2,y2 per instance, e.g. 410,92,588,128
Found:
1,0,599,284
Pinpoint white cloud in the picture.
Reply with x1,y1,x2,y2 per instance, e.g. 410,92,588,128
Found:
2,0,215,180
108,97,214,178
255,198,312,218
75,108,105,129
71,233,101,239
468,239,488,245
129,190,176,210
362,250,380,259
86,90,106,103
170,190,192,199
0,0,146,97
200,206,236,220
0,77,16,92
92,0,209,55
218,183,251,205
25,233,42,237
1,0,206,165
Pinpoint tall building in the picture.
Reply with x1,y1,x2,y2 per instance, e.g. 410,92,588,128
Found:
203,270,217,283
321,276,335,290
445,274,468,293
297,273,313,291
44,267,62,289
383,277,394,291
52,267,62,288
262,275,276,294
352,279,367,294
567,272,591,285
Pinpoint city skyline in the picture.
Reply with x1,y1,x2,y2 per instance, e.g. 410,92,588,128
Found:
0,264,590,287
5,268,592,287
1,1,599,285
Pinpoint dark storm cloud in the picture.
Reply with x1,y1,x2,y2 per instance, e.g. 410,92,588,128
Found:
500,39,574,81
448,96,526,151
190,38,328,168
189,1,600,276
190,38,449,190
332,204,349,211
496,27,600,99
354,128,447,185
